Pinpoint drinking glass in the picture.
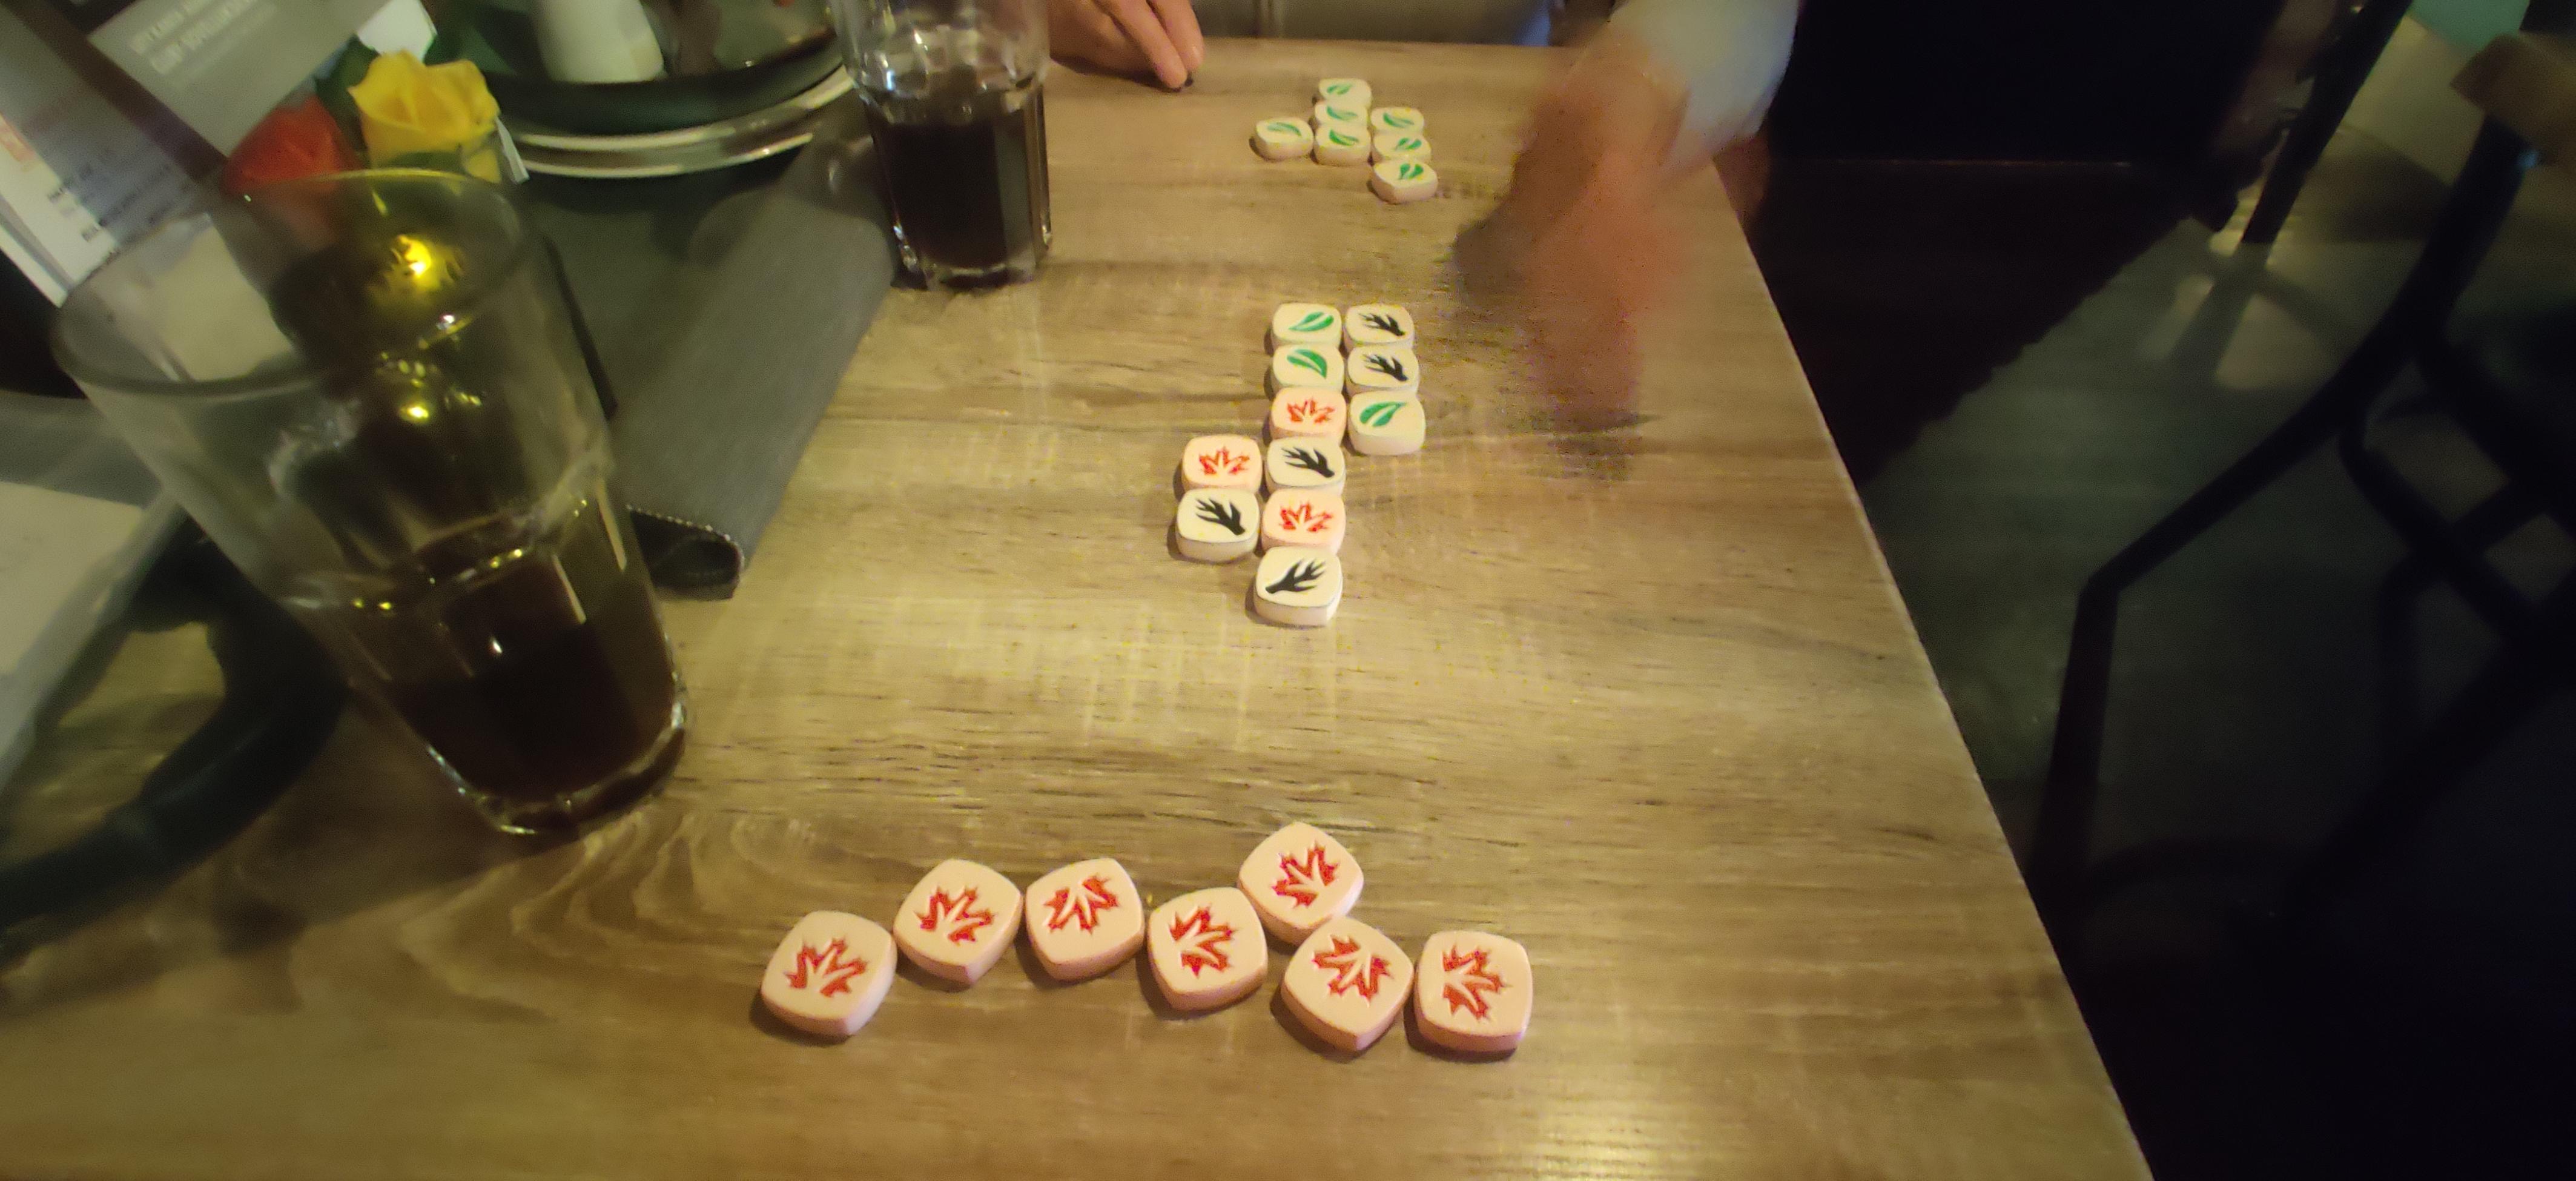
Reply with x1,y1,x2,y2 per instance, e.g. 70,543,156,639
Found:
52,170,685,834
831,0,1054,287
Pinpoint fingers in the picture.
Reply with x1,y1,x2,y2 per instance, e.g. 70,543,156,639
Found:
1105,0,1190,88
1051,0,1149,78
1145,0,1205,75
1047,0,1198,89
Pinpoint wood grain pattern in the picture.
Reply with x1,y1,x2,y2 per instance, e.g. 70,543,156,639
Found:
0,40,2146,1180
2457,31,2576,171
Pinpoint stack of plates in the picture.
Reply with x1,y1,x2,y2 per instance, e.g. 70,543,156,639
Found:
511,68,851,179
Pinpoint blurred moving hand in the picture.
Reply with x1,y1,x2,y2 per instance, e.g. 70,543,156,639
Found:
1461,31,1689,425
1464,0,1797,423
1049,0,1204,90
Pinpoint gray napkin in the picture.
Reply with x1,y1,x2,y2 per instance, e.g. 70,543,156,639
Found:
538,98,895,598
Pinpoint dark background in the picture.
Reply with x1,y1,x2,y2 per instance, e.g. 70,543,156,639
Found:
1768,0,2291,168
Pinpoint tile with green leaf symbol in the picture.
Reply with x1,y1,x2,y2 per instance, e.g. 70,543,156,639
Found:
1348,396,1425,457
1269,302,1342,349
1268,343,1347,394
1371,132,1430,164
1315,78,1372,108
1367,107,1425,136
1342,303,1415,349
1313,123,1370,165
1369,158,1438,205
1312,102,1367,127
1252,117,1314,160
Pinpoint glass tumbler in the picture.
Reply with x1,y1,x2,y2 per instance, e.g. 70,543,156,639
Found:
831,0,1054,287
52,170,685,834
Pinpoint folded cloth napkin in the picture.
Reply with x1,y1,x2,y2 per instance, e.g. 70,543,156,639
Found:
595,99,896,597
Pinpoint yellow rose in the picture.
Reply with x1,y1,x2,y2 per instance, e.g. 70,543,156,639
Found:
349,52,503,181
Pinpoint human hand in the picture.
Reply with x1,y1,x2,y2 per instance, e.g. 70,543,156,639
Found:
1048,0,1204,90
1459,32,1688,425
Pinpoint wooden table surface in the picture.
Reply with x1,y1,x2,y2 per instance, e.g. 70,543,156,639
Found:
2457,31,2576,171
0,40,2146,1180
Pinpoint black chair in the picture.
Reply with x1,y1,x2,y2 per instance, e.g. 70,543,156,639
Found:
2030,0,2574,939
2291,299,2576,922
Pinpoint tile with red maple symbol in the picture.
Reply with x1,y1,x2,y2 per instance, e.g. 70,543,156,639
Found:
1315,936,1393,999
759,911,896,1038
1279,503,1333,535
925,890,994,944
1175,912,1233,974
1023,857,1144,981
1046,876,1118,933
1275,849,1335,906
1259,489,1346,554
1269,388,1348,440
786,939,870,996
1146,887,1267,1012
1237,822,1364,941
1413,930,1534,1054
1181,434,1262,491
1282,916,1413,1053
893,859,1023,985
1440,947,1505,1019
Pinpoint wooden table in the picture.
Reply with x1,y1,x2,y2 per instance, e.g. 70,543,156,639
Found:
0,41,2146,1180
2456,31,2576,170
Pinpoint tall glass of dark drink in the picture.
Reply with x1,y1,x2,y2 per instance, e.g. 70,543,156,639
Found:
53,171,685,834
831,0,1052,287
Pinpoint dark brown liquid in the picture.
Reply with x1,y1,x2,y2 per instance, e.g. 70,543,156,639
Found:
865,78,1050,282
257,199,678,822
297,494,681,808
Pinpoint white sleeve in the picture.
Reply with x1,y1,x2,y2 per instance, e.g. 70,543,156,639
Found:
1610,0,1799,157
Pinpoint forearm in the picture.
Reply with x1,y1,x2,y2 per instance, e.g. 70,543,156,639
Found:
1608,0,1798,155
